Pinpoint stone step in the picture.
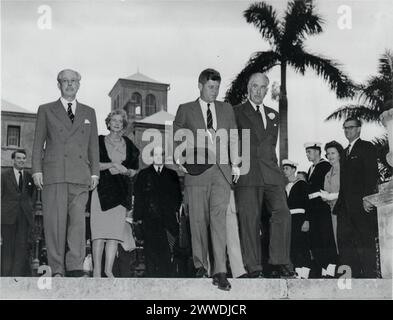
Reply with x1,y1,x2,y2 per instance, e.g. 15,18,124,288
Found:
0,278,391,300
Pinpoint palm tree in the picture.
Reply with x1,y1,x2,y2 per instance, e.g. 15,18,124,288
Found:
225,0,355,162
327,49,393,181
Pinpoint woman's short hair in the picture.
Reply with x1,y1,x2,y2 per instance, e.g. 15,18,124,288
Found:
105,109,129,130
324,140,344,158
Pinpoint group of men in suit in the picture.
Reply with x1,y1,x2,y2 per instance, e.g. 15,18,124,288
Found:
281,118,380,279
173,68,381,290
1,67,380,283
173,70,294,290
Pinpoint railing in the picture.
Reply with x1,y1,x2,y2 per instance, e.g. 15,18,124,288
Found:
31,189,46,276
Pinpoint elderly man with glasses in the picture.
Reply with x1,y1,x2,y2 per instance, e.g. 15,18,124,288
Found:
333,117,379,278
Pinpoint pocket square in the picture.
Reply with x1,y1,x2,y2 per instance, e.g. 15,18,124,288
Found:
84,119,91,124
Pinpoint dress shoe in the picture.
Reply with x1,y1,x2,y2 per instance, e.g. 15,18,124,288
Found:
53,273,64,277
195,267,208,278
212,273,231,291
247,270,263,278
270,265,295,278
237,273,249,278
66,270,85,277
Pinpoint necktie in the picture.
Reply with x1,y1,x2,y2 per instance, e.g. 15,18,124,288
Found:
207,103,213,129
67,102,75,123
18,170,23,192
157,167,161,175
346,144,351,157
256,105,265,129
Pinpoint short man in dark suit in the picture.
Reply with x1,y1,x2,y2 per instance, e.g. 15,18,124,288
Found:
133,147,182,277
32,69,100,277
173,69,240,290
334,117,379,278
234,72,293,278
1,150,35,276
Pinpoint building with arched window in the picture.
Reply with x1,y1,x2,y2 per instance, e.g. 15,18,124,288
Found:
108,72,170,131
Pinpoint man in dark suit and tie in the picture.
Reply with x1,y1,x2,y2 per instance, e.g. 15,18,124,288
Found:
233,72,293,278
32,69,100,277
133,147,182,277
173,69,240,290
334,117,379,278
1,150,35,276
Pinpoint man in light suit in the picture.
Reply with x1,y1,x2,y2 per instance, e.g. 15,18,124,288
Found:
334,117,379,278
1,150,35,276
234,72,293,278
173,69,240,290
32,69,99,277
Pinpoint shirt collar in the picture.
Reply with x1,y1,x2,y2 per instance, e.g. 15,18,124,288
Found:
13,167,23,175
348,137,360,148
154,165,163,172
248,99,265,112
60,97,76,109
198,98,214,109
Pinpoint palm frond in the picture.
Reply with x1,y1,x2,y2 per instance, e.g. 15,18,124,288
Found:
225,51,280,105
325,105,382,123
282,0,324,50
359,76,392,110
244,2,282,47
288,49,355,98
379,49,393,78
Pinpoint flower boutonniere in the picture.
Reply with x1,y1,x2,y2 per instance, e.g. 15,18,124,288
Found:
268,112,276,120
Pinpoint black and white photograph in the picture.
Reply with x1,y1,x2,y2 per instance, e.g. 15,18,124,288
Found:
1,0,392,303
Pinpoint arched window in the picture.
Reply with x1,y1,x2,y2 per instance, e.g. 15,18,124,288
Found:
130,92,142,116
145,94,156,116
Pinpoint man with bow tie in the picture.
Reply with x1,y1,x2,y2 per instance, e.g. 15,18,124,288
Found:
32,69,99,277
334,117,379,278
1,150,35,276
233,72,293,278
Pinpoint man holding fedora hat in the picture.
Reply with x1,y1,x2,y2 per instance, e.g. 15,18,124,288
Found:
173,68,240,291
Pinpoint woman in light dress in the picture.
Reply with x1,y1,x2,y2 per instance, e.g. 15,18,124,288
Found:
90,109,139,277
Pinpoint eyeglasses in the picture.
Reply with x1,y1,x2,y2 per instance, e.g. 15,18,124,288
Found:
343,126,359,130
59,79,79,85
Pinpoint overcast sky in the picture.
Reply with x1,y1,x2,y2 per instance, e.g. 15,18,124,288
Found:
2,0,392,170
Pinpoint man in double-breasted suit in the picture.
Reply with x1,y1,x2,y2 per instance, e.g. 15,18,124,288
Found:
1,150,35,276
334,117,379,278
234,72,293,278
32,69,99,277
173,69,240,290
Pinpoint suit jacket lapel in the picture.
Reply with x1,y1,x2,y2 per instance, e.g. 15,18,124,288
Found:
192,100,207,130
264,106,272,132
68,102,87,137
244,101,265,142
346,138,361,160
50,99,73,131
215,101,224,130
22,172,31,193
8,169,19,193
